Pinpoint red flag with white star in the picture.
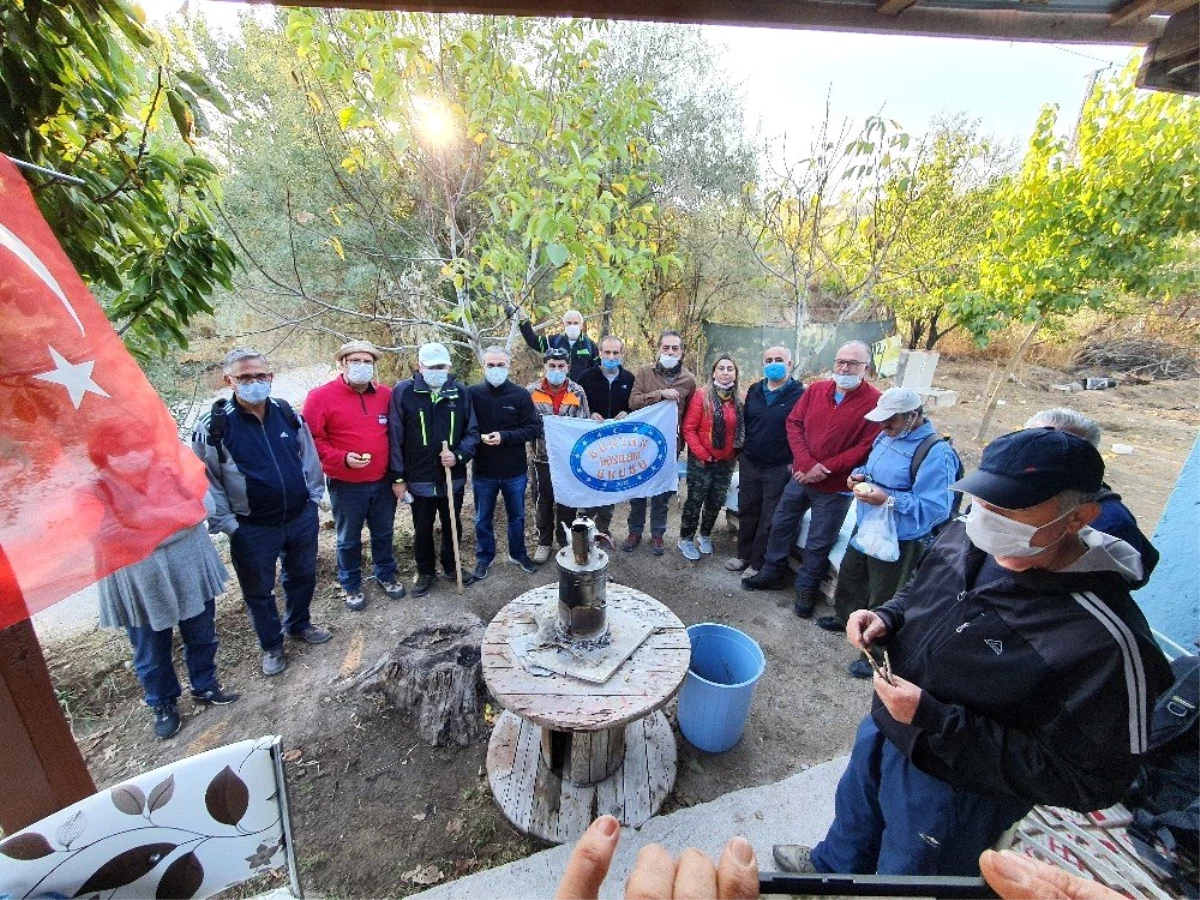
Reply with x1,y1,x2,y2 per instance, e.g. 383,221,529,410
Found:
0,156,208,629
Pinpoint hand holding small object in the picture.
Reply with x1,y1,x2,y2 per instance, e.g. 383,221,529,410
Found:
482,432,502,446
846,610,887,650
346,451,371,469
873,671,922,725
440,447,457,467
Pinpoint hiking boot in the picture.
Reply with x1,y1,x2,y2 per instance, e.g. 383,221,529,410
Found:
289,625,332,645
442,569,477,586
379,579,406,599
678,538,701,561
793,590,816,619
343,590,366,612
509,555,538,574
816,616,844,633
594,532,615,551
622,533,642,553
473,561,491,581
725,557,748,572
742,567,759,579
533,545,553,564
412,573,437,598
190,686,240,706
650,535,665,556
153,702,181,740
848,658,875,679
697,535,714,555
772,844,817,874
743,570,786,591
262,648,287,677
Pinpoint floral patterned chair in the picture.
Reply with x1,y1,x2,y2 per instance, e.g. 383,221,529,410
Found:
0,735,302,899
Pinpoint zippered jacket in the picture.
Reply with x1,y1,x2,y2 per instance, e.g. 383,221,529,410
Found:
871,521,1174,812
191,397,324,534
388,374,479,497
526,378,589,464
682,388,741,464
577,367,635,420
786,379,881,492
467,380,542,479
302,376,392,483
853,420,957,541
742,378,804,468
518,321,600,382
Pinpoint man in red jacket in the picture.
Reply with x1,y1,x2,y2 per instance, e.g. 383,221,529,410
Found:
303,340,404,611
744,341,881,617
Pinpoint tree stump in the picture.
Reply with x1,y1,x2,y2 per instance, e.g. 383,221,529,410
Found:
357,615,486,748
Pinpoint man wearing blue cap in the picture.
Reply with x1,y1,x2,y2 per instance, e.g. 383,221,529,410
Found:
773,427,1173,878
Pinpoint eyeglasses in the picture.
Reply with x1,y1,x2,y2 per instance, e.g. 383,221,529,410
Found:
232,373,273,385
834,359,867,370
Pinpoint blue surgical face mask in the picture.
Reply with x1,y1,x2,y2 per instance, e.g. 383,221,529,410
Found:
423,369,448,389
602,357,621,371
764,362,787,382
545,369,567,386
833,373,862,391
236,382,271,404
485,367,509,387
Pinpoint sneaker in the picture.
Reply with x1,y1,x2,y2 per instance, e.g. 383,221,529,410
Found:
622,533,642,553
509,555,538,574
742,570,786,591
262,648,287,677
412,573,437,598
697,535,713,555
725,557,748,572
441,570,477,586
848,658,875,679
742,567,759,579
677,539,701,561
343,590,366,612
650,536,665,556
289,625,332,645
772,844,817,874
594,532,615,550
816,616,845,633
153,702,181,740
379,579,406,599
190,687,240,706
533,545,553,564
473,561,491,581
793,590,816,619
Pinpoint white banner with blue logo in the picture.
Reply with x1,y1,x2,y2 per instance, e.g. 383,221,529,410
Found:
544,401,679,508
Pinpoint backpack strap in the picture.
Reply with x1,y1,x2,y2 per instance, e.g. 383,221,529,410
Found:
271,397,302,432
909,433,943,485
207,399,231,462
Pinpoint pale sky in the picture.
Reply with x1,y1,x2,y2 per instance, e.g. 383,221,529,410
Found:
142,0,1134,152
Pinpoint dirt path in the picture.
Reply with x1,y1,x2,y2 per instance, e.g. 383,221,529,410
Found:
43,360,1198,898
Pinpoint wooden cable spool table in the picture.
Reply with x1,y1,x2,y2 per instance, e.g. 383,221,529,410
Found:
482,583,690,843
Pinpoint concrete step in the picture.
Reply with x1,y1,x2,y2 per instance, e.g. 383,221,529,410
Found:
411,755,848,900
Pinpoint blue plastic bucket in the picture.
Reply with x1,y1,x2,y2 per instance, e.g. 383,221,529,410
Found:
677,623,766,753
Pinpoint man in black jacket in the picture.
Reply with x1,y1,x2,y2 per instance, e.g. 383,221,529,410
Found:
509,304,600,382
773,428,1174,877
576,335,635,547
468,346,542,580
726,345,804,577
389,342,480,598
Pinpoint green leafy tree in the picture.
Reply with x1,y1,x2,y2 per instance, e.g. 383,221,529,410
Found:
0,0,235,357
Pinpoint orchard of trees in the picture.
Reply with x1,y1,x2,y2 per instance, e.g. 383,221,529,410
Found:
2,0,1198,369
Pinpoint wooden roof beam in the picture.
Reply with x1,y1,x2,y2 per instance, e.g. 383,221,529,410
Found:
1111,0,1193,28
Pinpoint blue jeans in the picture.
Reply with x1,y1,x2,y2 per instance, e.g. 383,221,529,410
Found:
627,492,674,537
811,717,1029,875
229,502,318,651
126,599,218,707
760,480,853,592
474,473,529,566
328,478,398,593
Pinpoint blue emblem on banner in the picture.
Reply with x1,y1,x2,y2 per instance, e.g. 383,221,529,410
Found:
570,421,669,493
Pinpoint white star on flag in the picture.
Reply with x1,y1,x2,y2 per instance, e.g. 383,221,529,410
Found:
33,346,110,409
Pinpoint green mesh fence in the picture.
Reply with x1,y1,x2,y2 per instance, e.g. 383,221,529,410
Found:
702,321,893,381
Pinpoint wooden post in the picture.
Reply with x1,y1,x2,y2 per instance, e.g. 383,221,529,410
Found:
442,440,464,595
0,552,95,831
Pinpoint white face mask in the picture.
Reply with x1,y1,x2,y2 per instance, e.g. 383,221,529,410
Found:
484,367,509,387
564,324,582,341
833,373,862,391
714,377,735,390
423,369,448,389
658,354,679,370
346,361,374,385
965,502,1075,559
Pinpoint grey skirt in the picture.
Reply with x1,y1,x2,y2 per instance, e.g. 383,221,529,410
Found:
99,523,229,632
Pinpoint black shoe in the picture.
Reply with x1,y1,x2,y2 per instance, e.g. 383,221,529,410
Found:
379,579,406,599
473,561,491,581
793,590,816,619
289,625,332,644
442,570,477,586
191,686,240,706
509,555,538,574
342,590,366,612
848,658,875,679
413,573,437,598
815,615,844,633
153,702,181,740
742,570,786,591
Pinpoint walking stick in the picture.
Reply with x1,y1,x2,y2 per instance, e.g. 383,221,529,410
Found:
442,440,464,595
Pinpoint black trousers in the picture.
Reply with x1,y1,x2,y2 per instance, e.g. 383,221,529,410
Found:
736,456,792,570
532,461,573,548
411,492,465,577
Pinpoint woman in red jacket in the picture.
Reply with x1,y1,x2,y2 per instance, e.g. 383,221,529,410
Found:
679,355,744,561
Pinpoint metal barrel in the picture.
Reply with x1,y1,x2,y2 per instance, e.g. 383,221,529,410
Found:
556,561,608,638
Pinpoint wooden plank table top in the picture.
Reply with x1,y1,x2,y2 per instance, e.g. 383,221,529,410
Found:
482,583,690,731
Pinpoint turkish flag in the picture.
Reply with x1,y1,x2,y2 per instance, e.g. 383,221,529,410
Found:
0,156,208,629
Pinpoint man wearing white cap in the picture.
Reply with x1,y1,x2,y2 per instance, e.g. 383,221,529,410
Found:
388,342,480,597
815,388,961,677
303,341,404,611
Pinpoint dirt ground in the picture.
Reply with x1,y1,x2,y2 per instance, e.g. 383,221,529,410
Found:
43,357,1199,898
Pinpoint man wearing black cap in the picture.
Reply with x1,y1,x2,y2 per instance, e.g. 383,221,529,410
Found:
773,428,1173,878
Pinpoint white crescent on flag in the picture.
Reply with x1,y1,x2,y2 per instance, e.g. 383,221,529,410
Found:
0,221,86,335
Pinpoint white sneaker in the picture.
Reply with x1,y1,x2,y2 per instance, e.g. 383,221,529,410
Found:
678,539,701,561
533,545,552,564
742,567,759,579
725,557,748,572
697,535,714,555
